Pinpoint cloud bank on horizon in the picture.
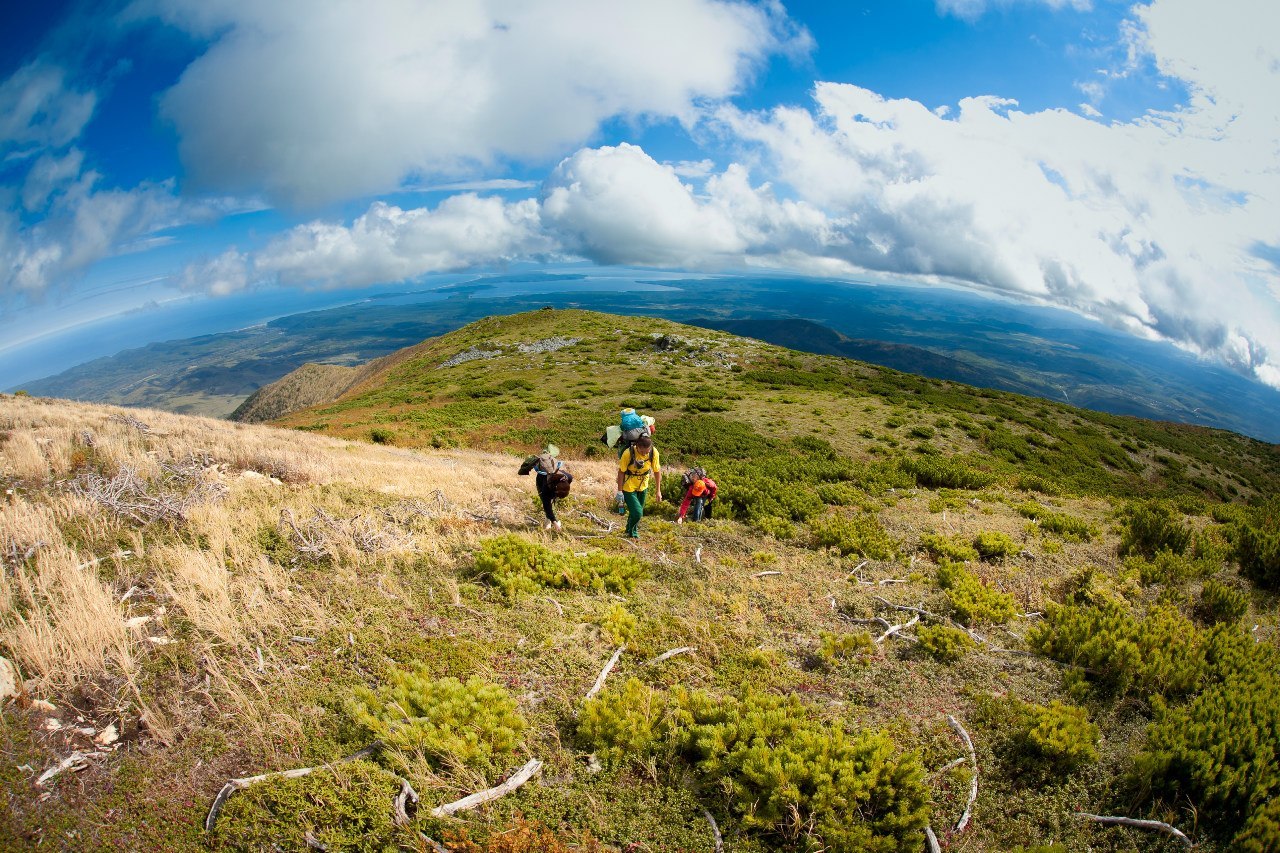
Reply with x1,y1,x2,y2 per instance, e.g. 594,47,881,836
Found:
2,0,1279,387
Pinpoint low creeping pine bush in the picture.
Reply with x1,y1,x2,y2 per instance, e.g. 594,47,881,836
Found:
1126,549,1216,586
916,624,975,663
1234,497,1280,589
578,680,930,852
1197,578,1249,625
473,534,646,599
1118,499,1193,558
898,454,997,490
1028,600,1205,699
919,533,978,563
973,530,1018,560
1131,630,1280,847
346,670,526,772
810,511,897,559
936,560,1016,626
816,630,875,667
977,695,1100,774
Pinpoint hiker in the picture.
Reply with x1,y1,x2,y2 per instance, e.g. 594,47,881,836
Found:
518,445,572,531
617,433,661,539
604,407,655,512
676,470,717,524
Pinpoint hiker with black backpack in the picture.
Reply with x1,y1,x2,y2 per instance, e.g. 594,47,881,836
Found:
518,445,572,532
676,468,717,524
617,433,661,539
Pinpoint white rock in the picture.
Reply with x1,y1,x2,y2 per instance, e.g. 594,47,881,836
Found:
31,699,57,713
146,636,175,645
0,656,16,702
124,616,151,630
94,724,119,746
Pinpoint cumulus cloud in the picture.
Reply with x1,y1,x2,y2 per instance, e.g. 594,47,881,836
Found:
694,0,1280,386
180,194,554,294
143,0,804,207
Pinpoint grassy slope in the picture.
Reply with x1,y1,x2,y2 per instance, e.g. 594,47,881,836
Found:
1,310,1278,852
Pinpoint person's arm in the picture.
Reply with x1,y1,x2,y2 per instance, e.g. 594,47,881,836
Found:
705,478,718,500
652,449,662,502
677,488,692,520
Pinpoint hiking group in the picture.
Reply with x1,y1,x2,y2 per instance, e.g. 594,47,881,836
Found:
517,407,715,539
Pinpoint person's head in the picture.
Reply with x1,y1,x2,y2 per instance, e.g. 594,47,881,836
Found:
635,435,653,454
690,479,707,496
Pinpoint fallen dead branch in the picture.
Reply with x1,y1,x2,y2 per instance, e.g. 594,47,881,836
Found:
393,778,419,825
841,615,893,631
752,570,783,578
873,596,942,620
429,758,543,818
583,646,625,703
205,744,379,832
946,715,978,834
648,647,696,665
35,751,96,787
874,614,919,644
924,826,942,853
1075,813,1193,847
580,510,618,532
702,807,724,853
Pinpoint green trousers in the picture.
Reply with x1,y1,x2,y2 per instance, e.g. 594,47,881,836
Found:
623,488,648,537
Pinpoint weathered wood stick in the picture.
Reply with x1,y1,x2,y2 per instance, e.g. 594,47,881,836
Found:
204,744,379,832
1075,813,1193,847
648,647,697,665
875,614,919,644
429,758,543,818
752,570,783,578
584,646,625,702
702,807,724,853
946,715,978,834
924,825,942,853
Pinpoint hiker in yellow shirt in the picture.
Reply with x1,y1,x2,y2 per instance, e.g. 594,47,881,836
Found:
616,433,661,539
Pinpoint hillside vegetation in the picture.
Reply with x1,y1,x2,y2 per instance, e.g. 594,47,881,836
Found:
2,309,1280,853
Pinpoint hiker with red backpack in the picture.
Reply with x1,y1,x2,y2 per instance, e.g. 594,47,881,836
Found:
518,445,572,531
617,433,661,539
676,468,717,523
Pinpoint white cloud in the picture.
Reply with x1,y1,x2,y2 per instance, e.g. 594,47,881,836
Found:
937,0,1091,21
708,0,1280,386
22,148,86,212
244,194,552,289
144,0,803,207
179,249,249,296
0,62,96,154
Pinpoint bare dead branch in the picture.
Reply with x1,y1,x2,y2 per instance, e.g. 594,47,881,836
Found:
752,570,783,578
393,778,419,825
419,834,450,853
946,714,978,834
583,646,625,703
874,614,920,644
544,596,564,616
933,756,966,777
840,615,893,631
1075,813,1193,847
702,807,724,853
924,826,942,853
580,510,618,532
205,744,379,832
648,647,697,665
429,758,543,818
873,596,942,620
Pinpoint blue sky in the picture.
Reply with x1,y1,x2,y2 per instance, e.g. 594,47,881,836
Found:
2,0,1278,389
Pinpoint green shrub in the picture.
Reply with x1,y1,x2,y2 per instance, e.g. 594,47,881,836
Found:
1235,797,1280,853
211,760,414,851
817,630,875,665
753,515,796,540
1029,601,1205,698
1132,631,1280,838
919,533,978,563
597,602,638,644
347,671,525,770
816,481,863,507
1015,700,1100,772
579,682,930,852
811,512,897,559
936,561,1016,626
973,530,1017,560
916,624,974,662
899,455,996,490
1235,498,1280,589
474,535,645,599
1197,578,1249,625
1127,549,1216,586
1119,499,1193,558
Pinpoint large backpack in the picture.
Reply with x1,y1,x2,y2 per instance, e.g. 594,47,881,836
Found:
536,454,573,498
680,466,707,492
